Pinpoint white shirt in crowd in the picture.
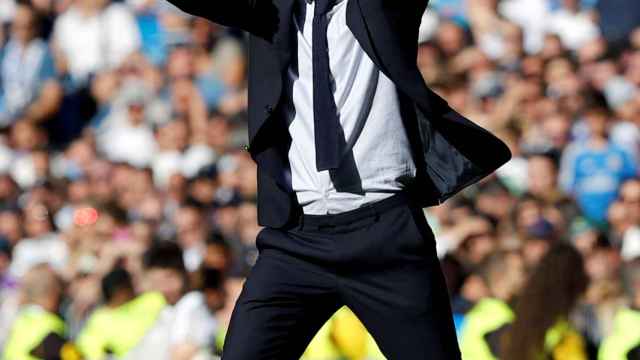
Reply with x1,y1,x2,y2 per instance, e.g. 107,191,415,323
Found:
9,233,68,278
97,116,157,168
548,8,600,51
53,2,140,84
124,291,218,360
283,0,417,215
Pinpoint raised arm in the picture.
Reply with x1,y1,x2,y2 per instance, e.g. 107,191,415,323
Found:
165,0,279,39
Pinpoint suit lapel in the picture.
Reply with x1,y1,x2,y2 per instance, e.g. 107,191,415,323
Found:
274,0,296,72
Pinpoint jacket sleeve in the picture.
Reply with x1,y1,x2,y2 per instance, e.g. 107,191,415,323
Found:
164,0,269,35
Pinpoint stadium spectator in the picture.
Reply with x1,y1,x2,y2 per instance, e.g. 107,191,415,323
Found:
0,2,62,126
502,244,589,360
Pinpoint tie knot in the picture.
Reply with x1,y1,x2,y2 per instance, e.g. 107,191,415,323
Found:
314,0,334,15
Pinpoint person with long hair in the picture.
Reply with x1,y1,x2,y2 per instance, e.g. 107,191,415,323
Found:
502,243,589,360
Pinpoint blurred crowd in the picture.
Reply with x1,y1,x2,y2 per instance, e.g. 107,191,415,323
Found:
0,0,639,359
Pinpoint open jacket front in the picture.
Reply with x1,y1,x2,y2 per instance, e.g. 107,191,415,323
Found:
168,0,513,227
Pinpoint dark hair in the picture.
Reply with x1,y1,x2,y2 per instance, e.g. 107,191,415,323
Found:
202,267,224,291
502,244,588,360
143,241,186,274
101,268,133,303
206,231,230,250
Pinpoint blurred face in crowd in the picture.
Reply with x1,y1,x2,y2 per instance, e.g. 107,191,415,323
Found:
0,175,18,202
620,179,640,223
24,203,53,238
586,109,609,140
12,5,37,44
523,237,552,269
608,201,636,243
11,121,45,152
127,102,146,127
541,34,565,60
486,252,526,301
77,0,109,12
157,120,189,152
205,287,226,313
462,218,496,265
0,251,9,277
562,0,580,12
167,47,195,80
204,243,230,272
435,21,466,57
542,114,571,149
175,206,205,248
146,267,185,306
0,210,22,245
586,247,620,283
527,156,558,197
572,229,600,256
207,116,231,151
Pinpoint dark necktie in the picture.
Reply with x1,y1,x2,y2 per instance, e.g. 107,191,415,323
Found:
312,0,341,171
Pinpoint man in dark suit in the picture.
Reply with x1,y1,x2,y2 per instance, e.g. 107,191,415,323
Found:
165,0,512,358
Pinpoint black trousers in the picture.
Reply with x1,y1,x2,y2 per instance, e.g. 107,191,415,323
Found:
221,191,461,359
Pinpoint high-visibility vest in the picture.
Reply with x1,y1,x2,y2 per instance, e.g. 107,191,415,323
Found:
302,306,385,360
76,292,166,360
460,298,514,360
598,308,640,360
214,306,387,359
2,305,66,360
544,320,587,360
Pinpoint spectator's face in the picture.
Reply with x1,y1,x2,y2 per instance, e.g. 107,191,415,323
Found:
572,230,599,256
586,248,619,282
214,206,239,236
0,175,18,202
146,268,185,305
0,253,9,276
190,178,216,205
204,244,230,271
24,204,52,238
68,179,91,203
0,211,22,244
11,121,43,152
541,35,565,60
523,238,551,269
205,288,226,313
174,207,205,247
167,48,194,80
435,22,465,56
621,180,640,223
127,103,146,126
157,120,189,151
586,111,609,138
527,156,557,196
12,6,36,44
542,114,571,149
631,28,640,50
562,0,579,11
497,252,526,299
207,117,231,151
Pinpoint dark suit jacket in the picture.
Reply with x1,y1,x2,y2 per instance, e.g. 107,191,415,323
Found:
167,0,512,228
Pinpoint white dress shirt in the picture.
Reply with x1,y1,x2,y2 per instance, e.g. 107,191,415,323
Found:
282,0,416,215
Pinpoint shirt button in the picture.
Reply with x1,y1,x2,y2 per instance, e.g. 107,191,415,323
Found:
242,144,250,152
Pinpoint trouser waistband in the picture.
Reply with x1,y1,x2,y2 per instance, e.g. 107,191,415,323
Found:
296,191,413,231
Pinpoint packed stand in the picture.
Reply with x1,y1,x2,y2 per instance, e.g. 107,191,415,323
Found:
0,0,639,359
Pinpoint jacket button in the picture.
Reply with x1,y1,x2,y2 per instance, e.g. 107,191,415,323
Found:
265,105,274,114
